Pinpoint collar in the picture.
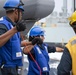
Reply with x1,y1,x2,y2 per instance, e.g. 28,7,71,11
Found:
4,16,15,26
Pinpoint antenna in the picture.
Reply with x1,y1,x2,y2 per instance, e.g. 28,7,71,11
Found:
74,0,75,11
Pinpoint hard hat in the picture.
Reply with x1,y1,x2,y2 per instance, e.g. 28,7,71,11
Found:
29,26,45,37
3,0,24,11
68,11,76,25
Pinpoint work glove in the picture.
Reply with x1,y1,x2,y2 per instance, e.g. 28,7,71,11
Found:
32,38,43,45
16,20,26,32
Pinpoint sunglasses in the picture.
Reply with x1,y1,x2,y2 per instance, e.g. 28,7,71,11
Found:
36,35,44,37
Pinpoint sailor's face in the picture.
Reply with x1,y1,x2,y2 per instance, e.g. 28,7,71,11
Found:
15,9,23,22
40,35,45,41
73,27,76,33
18,9,23,20
35,35,45,41
71,23,76,33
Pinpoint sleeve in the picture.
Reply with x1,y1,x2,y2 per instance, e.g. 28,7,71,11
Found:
47,45,56,53
57,47,72,75
0,24,8,35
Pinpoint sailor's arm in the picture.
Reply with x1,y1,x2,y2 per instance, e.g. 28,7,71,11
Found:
23,38,43,54
56,47,64,52
0,19,27,47
47,45,64,53
21,41,32,47
23,45,34,54
0,27,17,47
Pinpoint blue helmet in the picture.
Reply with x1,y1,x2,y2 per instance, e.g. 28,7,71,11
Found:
29,26,45,37
3,0,24,11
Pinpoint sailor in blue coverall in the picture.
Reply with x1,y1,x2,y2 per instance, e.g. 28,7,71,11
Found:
23,26,63,75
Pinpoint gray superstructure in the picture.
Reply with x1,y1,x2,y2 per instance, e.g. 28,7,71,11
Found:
39,0,76,45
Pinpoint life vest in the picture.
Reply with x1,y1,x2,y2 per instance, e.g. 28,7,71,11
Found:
28,44,50,75
0,17,23,67
66,36,76,75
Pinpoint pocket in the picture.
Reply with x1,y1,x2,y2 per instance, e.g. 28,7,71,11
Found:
11,40,22,60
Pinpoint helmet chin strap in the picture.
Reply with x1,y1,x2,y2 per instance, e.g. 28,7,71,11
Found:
16,9,20,23
16,0,24,23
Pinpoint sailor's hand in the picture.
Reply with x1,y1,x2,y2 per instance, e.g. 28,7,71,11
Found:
56,47,64,52
32,38,43,45
16,20,26,31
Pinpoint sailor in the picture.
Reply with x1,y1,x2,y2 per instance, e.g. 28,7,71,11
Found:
57,11,76,75
0,0,41,75
23,26,63,75
0,0,25,74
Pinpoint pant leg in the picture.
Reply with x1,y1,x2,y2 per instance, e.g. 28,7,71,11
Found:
0,68,2,75
1,67,17,75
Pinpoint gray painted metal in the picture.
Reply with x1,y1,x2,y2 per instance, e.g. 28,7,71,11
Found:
0,0,55,35
0,0,55,20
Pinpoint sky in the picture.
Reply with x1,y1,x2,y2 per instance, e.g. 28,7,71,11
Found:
40,0,73,22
